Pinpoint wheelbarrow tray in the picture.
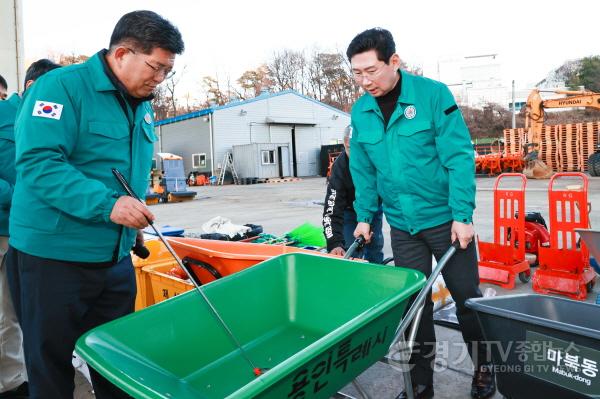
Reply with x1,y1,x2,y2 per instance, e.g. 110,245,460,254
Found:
467,294,600,399
76,253,425,399
166,237,343,285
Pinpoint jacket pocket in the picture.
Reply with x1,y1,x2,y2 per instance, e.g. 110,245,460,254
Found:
355,127,383,144
142,123,158,143
396,120,432,137
88,121,129,140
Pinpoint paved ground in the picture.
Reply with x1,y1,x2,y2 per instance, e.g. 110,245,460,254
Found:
74,175,600,398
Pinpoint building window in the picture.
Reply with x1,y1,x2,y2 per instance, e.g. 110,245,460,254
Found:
192,153,207,168
261,150,275,165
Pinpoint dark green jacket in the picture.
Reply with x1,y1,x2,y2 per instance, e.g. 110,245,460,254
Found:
10,52,157,262
350,70,475,234
0,93,20,236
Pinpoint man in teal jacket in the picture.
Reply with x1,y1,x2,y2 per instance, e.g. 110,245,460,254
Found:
0,75,7,101
0,59,60,399
348,29,495,399
5,11,184,398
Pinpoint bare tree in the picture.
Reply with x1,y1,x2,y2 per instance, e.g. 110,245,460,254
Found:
304,50,360,112
152,46,427,118
460,102,522,139
224,75,247,102
163,65,186,117
307,50,327,101
339,51,362,107
151,84,171,120
268,49,307,92
182,91,202,114
237,65,273,98
201,75,228,106
51,52,89,66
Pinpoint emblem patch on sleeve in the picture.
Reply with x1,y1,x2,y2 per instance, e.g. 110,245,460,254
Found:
32,101,63,120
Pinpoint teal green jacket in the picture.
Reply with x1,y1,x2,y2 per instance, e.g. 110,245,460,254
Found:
350,70,475,234
10,52,157,262
0,93,20,236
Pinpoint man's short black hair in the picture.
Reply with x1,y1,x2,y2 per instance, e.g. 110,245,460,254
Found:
346,28,396,63
24,59,61,88
0,74,7,91
109,10,184,55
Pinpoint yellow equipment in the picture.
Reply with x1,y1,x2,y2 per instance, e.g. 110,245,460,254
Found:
505,89,600,177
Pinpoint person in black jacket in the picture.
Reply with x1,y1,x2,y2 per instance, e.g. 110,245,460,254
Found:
323,126,384,262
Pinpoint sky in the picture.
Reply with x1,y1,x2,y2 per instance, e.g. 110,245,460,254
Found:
22,0,600,104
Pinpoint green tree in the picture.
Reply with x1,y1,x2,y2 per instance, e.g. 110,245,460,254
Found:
568,56,600,92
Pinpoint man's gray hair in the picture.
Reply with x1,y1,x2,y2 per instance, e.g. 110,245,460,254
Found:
343,125,352,139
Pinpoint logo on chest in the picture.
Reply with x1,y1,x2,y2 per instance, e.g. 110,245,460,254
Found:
404,105,417,120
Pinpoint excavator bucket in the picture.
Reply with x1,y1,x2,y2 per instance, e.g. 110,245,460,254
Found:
524,159,553,179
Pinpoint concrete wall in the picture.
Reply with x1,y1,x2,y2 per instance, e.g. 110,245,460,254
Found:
0,0,24,93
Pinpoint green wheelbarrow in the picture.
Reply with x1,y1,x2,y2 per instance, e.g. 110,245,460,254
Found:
76,243,459,398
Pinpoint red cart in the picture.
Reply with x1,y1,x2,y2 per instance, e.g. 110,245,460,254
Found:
533,172,596,300
478,173,531,289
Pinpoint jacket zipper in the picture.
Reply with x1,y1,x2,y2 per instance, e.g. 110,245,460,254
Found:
111,92,135,264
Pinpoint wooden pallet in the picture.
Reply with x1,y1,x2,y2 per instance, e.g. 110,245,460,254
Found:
265,177,302,183
581,122,600,172
540,125,560,171
503,128,527,155
506,122,600,172
557,124,578,172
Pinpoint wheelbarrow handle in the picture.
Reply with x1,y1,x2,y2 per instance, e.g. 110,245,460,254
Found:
392,241,460,342
344,235,366,259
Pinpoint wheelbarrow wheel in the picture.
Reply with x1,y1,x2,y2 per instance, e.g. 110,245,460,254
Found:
519,270,531,284
182,257,222,286
587,280,595,293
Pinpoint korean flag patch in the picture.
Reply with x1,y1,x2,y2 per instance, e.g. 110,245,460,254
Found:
32,100,63,120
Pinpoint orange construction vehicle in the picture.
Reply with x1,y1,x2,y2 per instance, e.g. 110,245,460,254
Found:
505,89,600,177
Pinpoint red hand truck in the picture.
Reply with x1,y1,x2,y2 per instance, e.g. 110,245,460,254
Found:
532,172,596,301
478,173,531,289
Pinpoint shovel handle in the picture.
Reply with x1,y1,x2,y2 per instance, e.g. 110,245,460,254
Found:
112,169,140,200
112,168,154,226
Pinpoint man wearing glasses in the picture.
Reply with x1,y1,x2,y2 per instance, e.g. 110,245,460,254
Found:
5,11,183,398
348,28,495,399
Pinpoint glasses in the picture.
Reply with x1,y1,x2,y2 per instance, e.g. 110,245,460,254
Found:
352,63,386,81
126,47,175,80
